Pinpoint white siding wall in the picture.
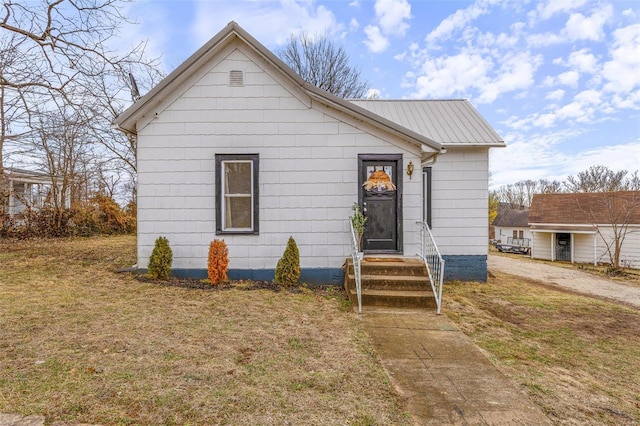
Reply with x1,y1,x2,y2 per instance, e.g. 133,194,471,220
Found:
430,148,489,256
532,228,640,267
531,232,552,260
136,45,422,271
619,226,640,268
573,233,596,263
595,226,640,267
495,226,531,243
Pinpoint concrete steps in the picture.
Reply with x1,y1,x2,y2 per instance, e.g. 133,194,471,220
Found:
344,257,436,309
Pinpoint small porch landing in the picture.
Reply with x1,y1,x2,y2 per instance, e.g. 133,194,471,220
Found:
344,257,437,309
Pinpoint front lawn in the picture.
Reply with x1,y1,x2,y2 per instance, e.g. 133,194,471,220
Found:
0,236,410,425
445,272,640,425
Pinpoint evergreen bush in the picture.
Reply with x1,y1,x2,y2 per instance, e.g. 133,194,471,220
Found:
148,236,172,280
208,239,229,285
275,236,300,286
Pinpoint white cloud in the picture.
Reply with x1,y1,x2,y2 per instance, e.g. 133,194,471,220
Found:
363,25,389,53
567,49,599,73
374,0,412,37
527,32,563,47
528,4,613,47
350,18,360,31
476,52,543,103
489,128,585,187
410,51,493,99
505,86,608,131
610,90,640,109
558,71,581,87
122,2,175,71
349,0,360,7
490,138,640,189
546,89,565,101
574,89,601,104
568,142,640,176
362,0,411,53
532,0,588,21
563,4,612,42
190,1,342,48
366,88,381,99
393,51,406,61
602,24,640,94
622,8,635,17
542,70,580,89
426,0,497,46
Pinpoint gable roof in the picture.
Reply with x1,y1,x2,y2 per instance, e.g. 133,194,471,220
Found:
350,99,505,147
114,21,444,153
529,192,640,226
492,207,530,227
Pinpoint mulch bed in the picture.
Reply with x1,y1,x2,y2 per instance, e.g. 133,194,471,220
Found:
132,274,306,293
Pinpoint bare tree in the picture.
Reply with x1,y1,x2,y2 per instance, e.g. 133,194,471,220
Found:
28,109,95,213
537,179,563,194
279,32,370,98
576,191,640,269
0,0,161,201
495,178,565,208
624,171,640,191
495,183,527,208
0,31,35,208
564,165,629,193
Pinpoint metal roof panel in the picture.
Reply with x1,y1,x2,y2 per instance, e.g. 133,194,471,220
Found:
350,99,505,147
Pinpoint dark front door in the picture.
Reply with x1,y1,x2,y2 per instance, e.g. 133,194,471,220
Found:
359,155,402,253
556,233,571,261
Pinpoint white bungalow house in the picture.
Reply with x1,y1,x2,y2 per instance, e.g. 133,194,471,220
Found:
492,204,531,244
2,167,67,217
529,192,640,268
114,22,504,283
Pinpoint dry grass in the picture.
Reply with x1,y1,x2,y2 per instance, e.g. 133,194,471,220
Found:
445,272,640,425
0,236,410,425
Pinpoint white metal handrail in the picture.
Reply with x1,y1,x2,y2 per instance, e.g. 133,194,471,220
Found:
417,221,445,314
349,220,363,314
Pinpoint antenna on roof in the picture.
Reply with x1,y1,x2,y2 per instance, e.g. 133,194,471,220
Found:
129,72,141,102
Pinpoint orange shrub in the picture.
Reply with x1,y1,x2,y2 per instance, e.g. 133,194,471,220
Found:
208,239,229,285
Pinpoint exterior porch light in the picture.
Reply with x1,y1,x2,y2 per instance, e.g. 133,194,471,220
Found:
407,161,414,179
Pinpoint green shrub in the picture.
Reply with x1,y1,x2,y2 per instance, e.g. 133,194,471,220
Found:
148,236,173,280
275,236,300,286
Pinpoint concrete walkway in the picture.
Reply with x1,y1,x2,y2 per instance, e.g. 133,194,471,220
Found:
0,413,96,426
359,308,551,425
489,254,640,308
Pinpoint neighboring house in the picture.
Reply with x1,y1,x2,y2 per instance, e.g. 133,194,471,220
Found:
529,192,640,267
114,22,505,283
492,204,531,243
1,168,66,217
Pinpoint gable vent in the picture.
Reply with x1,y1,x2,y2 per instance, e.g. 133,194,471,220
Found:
229,70,244,86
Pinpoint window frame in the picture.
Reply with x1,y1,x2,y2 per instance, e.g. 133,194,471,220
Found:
422,167,432,228
215,153,259,235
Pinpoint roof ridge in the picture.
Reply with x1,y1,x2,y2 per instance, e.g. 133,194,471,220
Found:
350,99,469,102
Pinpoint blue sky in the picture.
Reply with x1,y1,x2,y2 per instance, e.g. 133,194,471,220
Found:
123,0,640,188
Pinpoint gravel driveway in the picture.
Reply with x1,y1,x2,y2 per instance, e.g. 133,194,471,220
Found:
488,254,640,309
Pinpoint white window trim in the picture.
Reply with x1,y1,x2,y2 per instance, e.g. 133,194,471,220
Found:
220,159,254,232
